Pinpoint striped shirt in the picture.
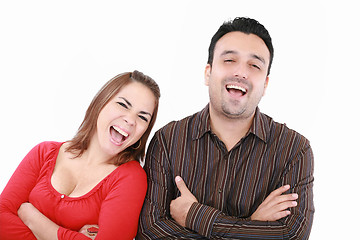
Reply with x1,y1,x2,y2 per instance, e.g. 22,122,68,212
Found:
137,105,314,239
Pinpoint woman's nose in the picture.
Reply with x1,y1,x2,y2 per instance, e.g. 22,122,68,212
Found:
123,114,136,126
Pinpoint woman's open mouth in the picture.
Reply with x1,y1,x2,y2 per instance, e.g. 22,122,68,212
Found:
110,125,129,146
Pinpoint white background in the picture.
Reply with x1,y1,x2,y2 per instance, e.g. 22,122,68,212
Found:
0,1,359,239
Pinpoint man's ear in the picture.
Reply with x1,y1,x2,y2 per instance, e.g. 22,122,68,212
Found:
263,76,270,96
204,64,211,86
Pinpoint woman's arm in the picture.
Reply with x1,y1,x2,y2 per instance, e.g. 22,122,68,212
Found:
57,161,147,240
18,202,93,240
0,142,90,240
98,162,147,239
0,142,53,240
18,202,59,240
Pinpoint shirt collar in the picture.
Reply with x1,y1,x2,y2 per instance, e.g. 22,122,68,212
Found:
248,107,269,143
192,104,211,140
193,105,270,143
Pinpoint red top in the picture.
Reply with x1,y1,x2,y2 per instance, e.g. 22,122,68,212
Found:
0,141,147,240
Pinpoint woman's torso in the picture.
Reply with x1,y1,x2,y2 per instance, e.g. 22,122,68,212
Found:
29,141,132,231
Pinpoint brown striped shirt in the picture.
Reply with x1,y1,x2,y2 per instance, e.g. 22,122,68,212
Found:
137,105,314,239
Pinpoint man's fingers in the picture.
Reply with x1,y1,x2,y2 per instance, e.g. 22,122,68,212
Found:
273,210,291,220
171,177,198,227
276,193,298,204
273,199,298,213
263,185,291,203
262,186,298,209
270,185,291,197
175,176,191,195
251,185,299,221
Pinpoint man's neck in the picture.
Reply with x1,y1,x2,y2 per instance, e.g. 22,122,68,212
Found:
209,107,255,151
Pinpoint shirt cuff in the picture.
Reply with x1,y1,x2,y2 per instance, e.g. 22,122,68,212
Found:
185,202,220,238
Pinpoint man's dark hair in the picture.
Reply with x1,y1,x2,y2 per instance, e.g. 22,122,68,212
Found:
207,17,274,75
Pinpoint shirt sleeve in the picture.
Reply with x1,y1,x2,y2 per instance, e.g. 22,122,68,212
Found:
58,161,148,240
186,144,314,239
0,142,54,240
137,132,206,239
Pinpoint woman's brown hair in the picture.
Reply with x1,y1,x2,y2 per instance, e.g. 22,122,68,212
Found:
65,70,160,165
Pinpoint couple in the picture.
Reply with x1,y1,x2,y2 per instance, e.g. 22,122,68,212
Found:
0,17,314,239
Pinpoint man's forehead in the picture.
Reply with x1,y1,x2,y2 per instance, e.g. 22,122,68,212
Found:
214,32,270,61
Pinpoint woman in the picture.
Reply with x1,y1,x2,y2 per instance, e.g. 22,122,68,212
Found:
0,70,160,239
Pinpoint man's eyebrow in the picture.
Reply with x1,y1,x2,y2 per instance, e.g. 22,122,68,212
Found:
220,50,238,56
220,51,266,65
251,54,266,65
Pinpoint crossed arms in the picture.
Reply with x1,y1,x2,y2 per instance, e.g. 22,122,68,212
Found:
137,132,314,239
171,176,298,227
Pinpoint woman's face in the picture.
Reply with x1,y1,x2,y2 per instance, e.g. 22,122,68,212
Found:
94,81,156,158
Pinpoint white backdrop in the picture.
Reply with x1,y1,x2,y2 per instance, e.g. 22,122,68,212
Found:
1,1,359,239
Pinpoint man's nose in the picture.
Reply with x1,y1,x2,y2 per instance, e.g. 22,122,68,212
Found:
233,63,249,79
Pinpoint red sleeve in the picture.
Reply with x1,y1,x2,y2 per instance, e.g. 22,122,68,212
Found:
0,142,59,240
57,161,147,240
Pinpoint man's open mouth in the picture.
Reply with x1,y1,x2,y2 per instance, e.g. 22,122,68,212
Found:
226,84,247,96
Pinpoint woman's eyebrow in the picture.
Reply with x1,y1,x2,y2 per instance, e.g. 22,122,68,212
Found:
140,111,152,117
118,97,132,107
119,97,152,117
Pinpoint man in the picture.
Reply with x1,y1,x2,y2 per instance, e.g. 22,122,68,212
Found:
137,17,314,239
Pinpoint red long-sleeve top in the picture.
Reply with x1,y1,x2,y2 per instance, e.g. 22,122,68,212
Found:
0,141,147,239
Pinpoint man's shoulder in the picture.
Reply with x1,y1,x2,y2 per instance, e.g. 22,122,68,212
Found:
157,108,205,136
262,112,311,151
148,111,202,154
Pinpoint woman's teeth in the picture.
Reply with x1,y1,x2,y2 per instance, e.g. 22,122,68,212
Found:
112,126,129,137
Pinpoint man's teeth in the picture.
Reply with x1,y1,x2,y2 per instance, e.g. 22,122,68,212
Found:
112,126,129,137
227,84,247,93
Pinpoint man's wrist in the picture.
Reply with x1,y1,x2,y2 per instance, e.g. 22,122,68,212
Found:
185,202,220,238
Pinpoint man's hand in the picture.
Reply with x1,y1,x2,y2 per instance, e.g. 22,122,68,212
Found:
251,185,298,221
170,176,198,227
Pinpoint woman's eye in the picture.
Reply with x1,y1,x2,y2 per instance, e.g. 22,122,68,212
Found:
139,115,149,122
117,102,128,109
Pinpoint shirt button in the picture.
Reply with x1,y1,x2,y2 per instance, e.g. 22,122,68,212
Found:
61,194,65,199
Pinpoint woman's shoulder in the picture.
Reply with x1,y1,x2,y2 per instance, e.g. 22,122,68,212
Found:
117,160,146,177
34,141,63,151
108,160,146,185
25,141,63,162
98,160,147,197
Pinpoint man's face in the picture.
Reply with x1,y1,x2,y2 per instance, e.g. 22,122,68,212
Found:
205,31,270,120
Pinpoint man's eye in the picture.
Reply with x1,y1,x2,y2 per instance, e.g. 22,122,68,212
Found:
117,102,128,109
251,64,261,70
224,59,234,63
